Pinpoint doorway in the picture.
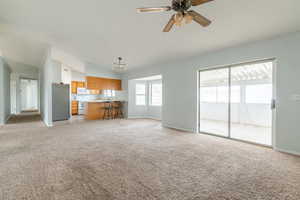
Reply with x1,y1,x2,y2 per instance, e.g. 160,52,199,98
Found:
198,60,275,146
20,79,38,112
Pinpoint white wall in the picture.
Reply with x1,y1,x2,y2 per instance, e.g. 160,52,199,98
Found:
51,60,62,84
0,56,11,125
71,64,119,82
39,49,53,127
52,60,73,85
86,63,121,79
123,32,300,155
51,47,85,73
71,70,86,82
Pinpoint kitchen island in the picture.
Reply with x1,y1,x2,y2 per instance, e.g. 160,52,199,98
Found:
83,100,125,120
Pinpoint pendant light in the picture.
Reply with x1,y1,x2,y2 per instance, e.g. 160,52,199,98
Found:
113,57,127,72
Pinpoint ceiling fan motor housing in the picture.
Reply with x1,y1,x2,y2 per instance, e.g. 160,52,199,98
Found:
172,0,192,12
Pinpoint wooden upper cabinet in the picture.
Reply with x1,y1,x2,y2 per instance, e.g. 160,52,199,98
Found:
77,82,85,88
72,81,86,94
111,79,122,90
71,81,77,94
97,78,108,90
86,76,122,90
86,77,98,90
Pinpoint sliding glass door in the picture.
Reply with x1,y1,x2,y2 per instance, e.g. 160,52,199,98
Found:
199,68,229,137
198,60,274,146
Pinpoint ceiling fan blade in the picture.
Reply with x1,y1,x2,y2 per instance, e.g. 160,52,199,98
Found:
163,15,175,32
191,0,213,6
188,10,211,27
137,6,171,13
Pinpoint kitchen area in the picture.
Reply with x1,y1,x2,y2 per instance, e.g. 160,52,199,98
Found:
71,76,126,120
52,61,127,122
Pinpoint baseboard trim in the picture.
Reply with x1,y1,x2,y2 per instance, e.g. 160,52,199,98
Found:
5,115,12,124
147,116,161,121
128,115,148,119
128,115,162,121
41,117,53,127
45,120,53,127
147,117,161,121
162,123,194,133
274,147,300,157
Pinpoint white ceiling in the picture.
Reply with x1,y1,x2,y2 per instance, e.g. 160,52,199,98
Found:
0,0,299,70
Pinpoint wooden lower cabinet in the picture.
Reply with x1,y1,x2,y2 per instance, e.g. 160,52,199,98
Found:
85,102,119,120
85,102,104,120
72,101,78,115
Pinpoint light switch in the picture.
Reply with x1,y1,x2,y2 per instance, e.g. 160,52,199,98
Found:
291,94,300,101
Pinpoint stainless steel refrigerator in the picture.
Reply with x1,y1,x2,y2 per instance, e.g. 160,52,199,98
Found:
52,83,70,121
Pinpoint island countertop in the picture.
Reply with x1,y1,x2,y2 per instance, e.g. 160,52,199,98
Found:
83,101,126,120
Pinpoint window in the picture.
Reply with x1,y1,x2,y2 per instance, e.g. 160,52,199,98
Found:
150,83,162,106
136,83,146,105
246,84,272,104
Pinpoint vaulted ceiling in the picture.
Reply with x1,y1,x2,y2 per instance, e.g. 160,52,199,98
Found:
0,0,299,70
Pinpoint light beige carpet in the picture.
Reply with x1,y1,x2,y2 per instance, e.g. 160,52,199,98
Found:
0,117,299,200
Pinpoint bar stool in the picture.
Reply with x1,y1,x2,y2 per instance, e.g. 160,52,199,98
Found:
103,102,113,120
113,101,124,119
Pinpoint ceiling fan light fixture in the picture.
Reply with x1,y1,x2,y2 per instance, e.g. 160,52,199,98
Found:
184,13,193,24
174,12,184,26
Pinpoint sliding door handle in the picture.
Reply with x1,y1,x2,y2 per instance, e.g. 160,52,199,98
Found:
271,99,276,110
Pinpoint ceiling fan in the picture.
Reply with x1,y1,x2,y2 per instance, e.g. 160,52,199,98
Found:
137,0,213,32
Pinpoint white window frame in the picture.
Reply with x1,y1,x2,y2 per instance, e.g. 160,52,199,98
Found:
149,81,162,106
135,83,147,106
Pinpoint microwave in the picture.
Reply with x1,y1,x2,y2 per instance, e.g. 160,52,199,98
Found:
77,88,89,95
